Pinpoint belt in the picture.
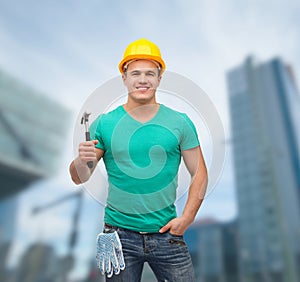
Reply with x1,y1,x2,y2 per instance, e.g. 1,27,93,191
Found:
104,223,152,235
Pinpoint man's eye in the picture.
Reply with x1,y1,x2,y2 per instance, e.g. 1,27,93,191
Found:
146,72,155,76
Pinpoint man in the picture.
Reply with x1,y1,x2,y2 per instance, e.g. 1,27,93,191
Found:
69,38,208,281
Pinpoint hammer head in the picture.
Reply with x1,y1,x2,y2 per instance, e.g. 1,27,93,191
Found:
80,111,91,124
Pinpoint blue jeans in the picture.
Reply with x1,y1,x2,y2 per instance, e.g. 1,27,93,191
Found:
104,224,195,282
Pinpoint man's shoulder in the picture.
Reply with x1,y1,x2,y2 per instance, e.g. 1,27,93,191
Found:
105,105,124,116
94,105,124,122
90,105,124,133
159,104,197,134
160,104,189,120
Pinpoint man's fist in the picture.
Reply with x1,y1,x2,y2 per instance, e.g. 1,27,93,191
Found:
77,140,99,166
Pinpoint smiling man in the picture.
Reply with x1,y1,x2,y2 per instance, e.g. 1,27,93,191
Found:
69,38,208,281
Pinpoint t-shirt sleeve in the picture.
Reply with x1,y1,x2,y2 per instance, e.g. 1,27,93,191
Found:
89,114,105,150
180,113,200,150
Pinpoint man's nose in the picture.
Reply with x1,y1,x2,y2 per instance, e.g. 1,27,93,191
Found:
138,73,147,83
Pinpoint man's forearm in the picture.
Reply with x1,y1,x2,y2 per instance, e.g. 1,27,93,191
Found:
159,169,208,235
69,158,92,184
182,169,208,224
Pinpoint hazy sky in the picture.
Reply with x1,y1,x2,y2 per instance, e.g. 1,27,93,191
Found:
1,0,299,279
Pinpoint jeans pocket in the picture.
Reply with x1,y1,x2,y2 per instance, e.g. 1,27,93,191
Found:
168,231,184,237
168,232,186,246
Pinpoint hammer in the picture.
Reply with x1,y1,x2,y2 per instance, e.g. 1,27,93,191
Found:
81,111,93,168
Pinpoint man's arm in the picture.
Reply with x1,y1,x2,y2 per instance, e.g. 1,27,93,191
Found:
69,140,105,185
159,146,208,235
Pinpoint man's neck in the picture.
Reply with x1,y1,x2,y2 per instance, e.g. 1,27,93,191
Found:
123,102,160,123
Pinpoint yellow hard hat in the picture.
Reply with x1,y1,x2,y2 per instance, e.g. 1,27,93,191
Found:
118,38,166,74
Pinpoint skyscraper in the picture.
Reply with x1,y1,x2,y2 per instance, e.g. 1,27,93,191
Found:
226,57,300,282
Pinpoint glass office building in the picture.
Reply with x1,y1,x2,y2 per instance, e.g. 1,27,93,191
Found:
0,68,70,199
0,68,71,280
226,57,300,282
0,196,17,278
0,197,17,242
185,219,239,282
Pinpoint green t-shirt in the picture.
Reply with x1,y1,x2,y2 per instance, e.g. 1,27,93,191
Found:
90,104,200,232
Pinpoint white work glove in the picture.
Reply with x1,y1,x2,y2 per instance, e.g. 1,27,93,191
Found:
96,231,125,278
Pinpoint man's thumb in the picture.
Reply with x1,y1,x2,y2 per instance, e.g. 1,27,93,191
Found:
93,140,99,145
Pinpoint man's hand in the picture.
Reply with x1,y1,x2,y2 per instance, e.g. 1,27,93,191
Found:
70,140,104,184
96,231,125,278
159,216,193,236
77,140,99,166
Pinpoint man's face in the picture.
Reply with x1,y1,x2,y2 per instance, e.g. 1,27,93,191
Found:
122,59,161,104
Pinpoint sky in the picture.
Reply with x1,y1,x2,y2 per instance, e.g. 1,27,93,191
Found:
0,0,299,279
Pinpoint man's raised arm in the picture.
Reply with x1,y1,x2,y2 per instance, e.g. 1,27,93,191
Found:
69,140,104,184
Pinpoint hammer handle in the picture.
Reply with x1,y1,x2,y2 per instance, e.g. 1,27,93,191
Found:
85,132,94,169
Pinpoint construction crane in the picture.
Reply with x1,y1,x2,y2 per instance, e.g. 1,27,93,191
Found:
32,189,84,281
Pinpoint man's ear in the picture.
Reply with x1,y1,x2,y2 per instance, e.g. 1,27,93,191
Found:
122,73,126,83
157,75,162,84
